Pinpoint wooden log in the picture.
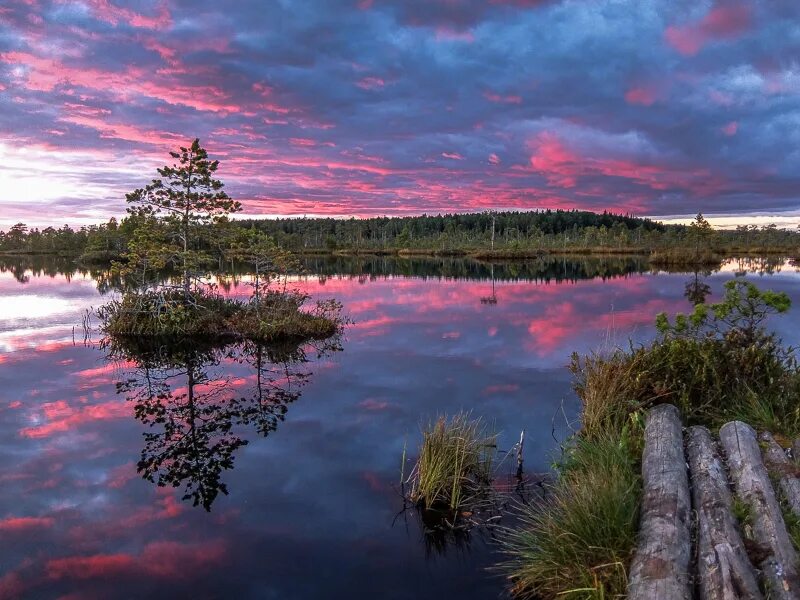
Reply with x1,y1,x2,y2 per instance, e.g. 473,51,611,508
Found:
720,421,800,599
686,426,762,599
628,404,692,600
760,431,800,516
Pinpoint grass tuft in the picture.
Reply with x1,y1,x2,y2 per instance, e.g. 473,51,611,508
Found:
409,412,497,512
502,434,641,599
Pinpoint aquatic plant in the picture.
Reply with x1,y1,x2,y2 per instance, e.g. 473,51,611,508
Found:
408,412,497,513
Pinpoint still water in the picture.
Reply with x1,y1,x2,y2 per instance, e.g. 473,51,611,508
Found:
0,255,797,599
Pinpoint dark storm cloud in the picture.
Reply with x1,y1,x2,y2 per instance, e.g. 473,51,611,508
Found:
0,0,798,225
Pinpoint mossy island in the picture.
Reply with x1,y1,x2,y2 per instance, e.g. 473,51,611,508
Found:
97,139,345,345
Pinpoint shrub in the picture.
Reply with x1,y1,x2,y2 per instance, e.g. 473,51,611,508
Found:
649,247,723,268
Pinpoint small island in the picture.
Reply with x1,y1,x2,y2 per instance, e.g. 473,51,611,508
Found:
91,139,344,345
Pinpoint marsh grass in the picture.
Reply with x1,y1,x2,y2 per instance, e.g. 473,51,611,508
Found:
409,413,497,513
502,433,641,599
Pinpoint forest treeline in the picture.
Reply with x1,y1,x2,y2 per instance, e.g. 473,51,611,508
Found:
1,209,798,262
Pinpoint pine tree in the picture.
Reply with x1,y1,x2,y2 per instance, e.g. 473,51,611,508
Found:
125,139,241,300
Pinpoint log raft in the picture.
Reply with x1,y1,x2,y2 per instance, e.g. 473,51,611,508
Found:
627,405,800,599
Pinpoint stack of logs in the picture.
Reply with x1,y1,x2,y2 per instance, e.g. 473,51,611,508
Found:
628,404,800,599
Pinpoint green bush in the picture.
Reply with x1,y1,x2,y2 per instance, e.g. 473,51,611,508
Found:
571,280,798,438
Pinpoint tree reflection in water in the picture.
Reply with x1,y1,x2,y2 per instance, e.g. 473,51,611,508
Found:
106,335,342,510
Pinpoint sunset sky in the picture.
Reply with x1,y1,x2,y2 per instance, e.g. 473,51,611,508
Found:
1,0,799,228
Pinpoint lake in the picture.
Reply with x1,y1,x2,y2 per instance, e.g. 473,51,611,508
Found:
0,254,797,599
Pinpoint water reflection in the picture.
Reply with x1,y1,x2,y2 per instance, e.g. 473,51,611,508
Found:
4,255,800,599
107,336,341,510
0,252,654,290
684,270,713,305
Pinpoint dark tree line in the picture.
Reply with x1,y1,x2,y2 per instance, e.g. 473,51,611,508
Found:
3,209,800,259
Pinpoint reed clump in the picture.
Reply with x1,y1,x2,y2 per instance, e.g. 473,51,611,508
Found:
409,412,497,512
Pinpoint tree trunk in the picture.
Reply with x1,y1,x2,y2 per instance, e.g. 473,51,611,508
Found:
720,421,800,599
628,404,692,600
760,432,800,516
686,426,762,599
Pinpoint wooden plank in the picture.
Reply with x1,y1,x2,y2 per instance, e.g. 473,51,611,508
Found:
628,404,692,600
686,425,762,599
720,421,800,599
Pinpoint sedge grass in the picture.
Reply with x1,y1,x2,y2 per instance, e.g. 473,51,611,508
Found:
409,412,497,512
502,434,641,599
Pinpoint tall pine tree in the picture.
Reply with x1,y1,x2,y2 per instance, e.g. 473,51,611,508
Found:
126,139,241,299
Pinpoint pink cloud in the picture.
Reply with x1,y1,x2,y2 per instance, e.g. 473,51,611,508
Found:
484,90,522,104
528,130,723,197
83,0,173,30
435,27,475,42
20,400,129,439
442,152,464,160
0,516,55,531
529,132,579,188
482,384,519,395
359,398,390,411
664,4,751,56
624,85,658,106
46,540,226,581
1,51,243,113
289,137,318,147
356,76,385,90
721,121,738,136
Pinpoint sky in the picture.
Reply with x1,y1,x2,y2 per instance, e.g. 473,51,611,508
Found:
0,0,799,228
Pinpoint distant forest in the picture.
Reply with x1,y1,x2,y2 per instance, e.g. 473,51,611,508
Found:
0,209,797,261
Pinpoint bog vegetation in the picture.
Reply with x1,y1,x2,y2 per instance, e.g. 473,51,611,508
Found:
502,279,798,599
